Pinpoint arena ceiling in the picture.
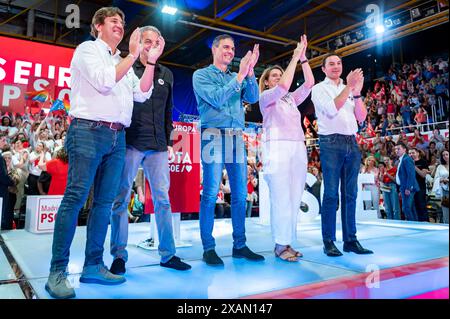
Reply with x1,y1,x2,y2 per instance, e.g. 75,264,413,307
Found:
0,0,448,71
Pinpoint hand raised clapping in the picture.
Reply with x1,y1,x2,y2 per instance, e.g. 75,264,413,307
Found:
347,68,364,94
148,36,165,63
129,27,141,59
293,34,308,62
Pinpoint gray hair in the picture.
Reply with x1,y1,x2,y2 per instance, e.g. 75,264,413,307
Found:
140,25,161,39
212,34,234,48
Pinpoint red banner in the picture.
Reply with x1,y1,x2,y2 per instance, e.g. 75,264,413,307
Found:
0,36,73,113
145,122,201,214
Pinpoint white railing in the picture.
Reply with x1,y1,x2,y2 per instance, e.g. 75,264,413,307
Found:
305,120,449,150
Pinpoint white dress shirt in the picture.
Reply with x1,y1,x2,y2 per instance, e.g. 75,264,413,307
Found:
311,77,358,136
396,154,405,185
69,38,153,127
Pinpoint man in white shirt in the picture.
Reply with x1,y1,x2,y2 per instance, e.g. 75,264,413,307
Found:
46,7,159,299
311,53,373,257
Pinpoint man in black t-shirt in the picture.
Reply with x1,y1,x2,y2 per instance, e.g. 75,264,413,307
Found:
109,26,191,275
408,148,430,222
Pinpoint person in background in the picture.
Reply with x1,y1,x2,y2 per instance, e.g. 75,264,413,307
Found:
408,148,430,222
432,150,449,224
395,142,420,221
379,157,400,220
38,147,69,195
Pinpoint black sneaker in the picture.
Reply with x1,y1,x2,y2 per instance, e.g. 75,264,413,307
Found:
110,258,126,275
232,246,265,261
160,256,191,271
202,250,224,266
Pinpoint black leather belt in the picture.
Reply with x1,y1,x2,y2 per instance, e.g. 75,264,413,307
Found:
75,118,125,131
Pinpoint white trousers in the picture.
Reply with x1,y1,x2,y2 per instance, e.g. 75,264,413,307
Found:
263,140,307,245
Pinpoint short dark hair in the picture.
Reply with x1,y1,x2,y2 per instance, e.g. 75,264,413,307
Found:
90,7,125,38
212,34,234,48
321,52,342,68
396,141,408,150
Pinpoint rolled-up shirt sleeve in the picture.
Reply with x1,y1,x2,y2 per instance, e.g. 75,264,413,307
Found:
71,42,116,94
131,70,153,103
242,75,259,104
311,84,338,118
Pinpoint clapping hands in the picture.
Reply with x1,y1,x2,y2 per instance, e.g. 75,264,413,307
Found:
148,36,165,63
238,44,260,80
346,68,364,95
293,34,308,62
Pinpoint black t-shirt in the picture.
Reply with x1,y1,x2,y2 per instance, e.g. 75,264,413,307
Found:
414,158,429,190
126,61,174,152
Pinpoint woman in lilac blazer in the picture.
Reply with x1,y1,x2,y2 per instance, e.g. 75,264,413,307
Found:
259,35,315,262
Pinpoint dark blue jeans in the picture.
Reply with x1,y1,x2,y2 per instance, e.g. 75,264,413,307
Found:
200,129,247,251
319,134,361,242
401,190,418,221
49,118,125,272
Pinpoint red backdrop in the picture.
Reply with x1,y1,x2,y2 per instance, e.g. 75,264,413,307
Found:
144,122,200,214
0,36,74,113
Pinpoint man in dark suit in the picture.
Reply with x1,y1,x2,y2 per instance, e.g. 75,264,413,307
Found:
1,133,15,230
394,142,420,221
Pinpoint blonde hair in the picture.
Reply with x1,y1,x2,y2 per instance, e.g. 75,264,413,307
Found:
364,156,377,168
258,65,284,93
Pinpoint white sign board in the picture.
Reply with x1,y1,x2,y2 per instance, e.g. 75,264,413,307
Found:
25,195,63,233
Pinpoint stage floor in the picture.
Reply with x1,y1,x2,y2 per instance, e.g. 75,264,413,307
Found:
0,218,448,299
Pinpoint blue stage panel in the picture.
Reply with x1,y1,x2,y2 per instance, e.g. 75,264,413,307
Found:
29,255,358,299
0,248,15,281
0,284,25,299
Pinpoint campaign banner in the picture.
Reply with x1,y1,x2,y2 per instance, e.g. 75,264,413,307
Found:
25,195,63,233
145,122,201,214
0,36,73,113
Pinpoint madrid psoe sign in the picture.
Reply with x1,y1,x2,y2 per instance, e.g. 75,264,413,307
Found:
25,196,63,233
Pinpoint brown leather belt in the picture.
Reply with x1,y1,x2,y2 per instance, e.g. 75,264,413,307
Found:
75,118,125,131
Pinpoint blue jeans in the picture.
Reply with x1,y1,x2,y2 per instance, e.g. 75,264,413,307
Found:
319,134,360,242
110,146,175,263
50,118,125,272
246,200,253,217
414,189,428,222
200,129,247,251
383,183,400,220
401,190,418,221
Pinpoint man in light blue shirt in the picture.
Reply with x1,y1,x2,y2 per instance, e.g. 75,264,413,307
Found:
192,34,264,266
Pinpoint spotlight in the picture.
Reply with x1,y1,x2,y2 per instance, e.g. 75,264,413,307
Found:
162,5,178,15
375,25,385,34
